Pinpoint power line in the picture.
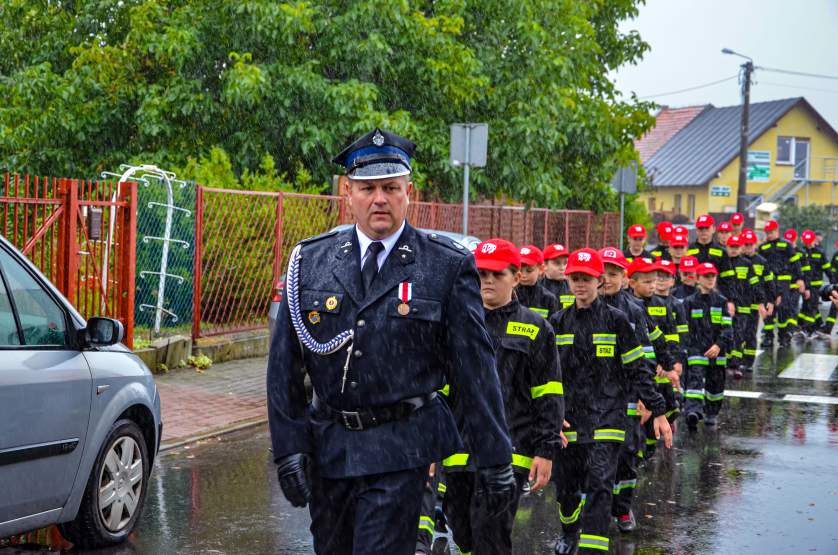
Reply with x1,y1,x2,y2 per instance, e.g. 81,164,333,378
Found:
758,81,838,95
756,66,838,81
636,74,738,100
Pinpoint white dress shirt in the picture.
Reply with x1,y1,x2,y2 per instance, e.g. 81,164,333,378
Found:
356,220,406,272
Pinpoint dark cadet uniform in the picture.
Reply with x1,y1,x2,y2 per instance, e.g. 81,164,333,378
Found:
687,240,725,265
516,282,560,319
672,282,697,299
550,297,665,554
268,129,513,555
542,277,575,310
716,253,756,369
622,247,653,264
682,289,734,423
443,300,563,555
799,244,829,332
823,250,838,334
743,250,774,368
759,237,802,344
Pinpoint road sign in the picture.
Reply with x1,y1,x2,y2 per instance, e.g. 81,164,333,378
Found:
747,150,771,182
610,165,637,194
711,185,732,197
450,124,488,167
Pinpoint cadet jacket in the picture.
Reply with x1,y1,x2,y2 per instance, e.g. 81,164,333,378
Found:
623,247,654,263
549,297,666,444
516,282,560,319
746,252,775,308
632,292,680,370
267,224,512,478
661,295,688,364
759,238,802,289
717,255,758,313
541,277,575,309
688,240,725,265
803,246,830,288
649,245,670,260
672,282,697,300
444,301,564,473
682,291,734,361
830,251,838,284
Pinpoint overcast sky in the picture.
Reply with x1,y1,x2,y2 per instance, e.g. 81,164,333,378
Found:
613,0,838,128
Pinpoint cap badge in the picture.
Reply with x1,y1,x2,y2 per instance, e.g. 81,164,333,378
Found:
603,248,618,258
325,296,338,311
308,311,321,325
372,130,385,146
520,247,531,255
481,243,497,254
577,252,591,262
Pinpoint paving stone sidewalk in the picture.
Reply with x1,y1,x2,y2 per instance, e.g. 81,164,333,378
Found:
156,355,268,447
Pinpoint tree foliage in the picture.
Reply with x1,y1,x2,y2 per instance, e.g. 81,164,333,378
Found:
0,0,654,211
778,203,835,235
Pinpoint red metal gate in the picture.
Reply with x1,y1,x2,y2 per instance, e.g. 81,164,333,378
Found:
0,174,137,347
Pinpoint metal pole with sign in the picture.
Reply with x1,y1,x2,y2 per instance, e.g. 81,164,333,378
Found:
610,163,637,251
450,123,488,235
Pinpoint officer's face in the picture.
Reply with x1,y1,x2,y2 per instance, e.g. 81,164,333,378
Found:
478,267,520,309
544,258,567,280
697,226,714,243
347,176,412,239
568,273,600,306
519,264,542,286
600,265,625,296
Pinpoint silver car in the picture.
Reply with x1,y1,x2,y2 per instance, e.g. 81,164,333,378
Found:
0,235,161,547
268,225,481,333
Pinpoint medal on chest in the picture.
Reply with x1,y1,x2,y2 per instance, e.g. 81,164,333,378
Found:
398,282,412,315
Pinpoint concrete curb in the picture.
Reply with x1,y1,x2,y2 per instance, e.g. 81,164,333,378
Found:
159,416,268,453
136,329,270,374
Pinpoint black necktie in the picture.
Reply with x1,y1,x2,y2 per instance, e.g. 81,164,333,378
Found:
362,241,385,295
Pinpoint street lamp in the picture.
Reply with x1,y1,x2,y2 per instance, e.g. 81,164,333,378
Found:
722,48,754,215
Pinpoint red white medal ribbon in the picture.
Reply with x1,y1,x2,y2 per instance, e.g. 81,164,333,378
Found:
398,282,413,303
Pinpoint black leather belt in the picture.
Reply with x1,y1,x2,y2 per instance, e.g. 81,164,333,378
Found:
311,392,437,431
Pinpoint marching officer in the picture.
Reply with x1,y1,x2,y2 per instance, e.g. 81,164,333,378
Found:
267,128,515,554
759,220,805,347
688,214,725,265
799,230,829,336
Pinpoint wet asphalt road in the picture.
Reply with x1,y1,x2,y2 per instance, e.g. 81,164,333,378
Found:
7,337,838,554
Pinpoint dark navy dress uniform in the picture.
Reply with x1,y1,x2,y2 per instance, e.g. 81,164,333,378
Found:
267,129,512,555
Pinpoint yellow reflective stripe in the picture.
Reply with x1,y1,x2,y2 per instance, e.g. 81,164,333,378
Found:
687,248,699,255
564,431,578,443
531,381,564,398
558,497,585,524
709,248,723,257
777,275,792,281
579,534,609,551
593,428,625,441
648,326,663,340
438,384,450,396
655,375,671,383
418,515,434,535
556,334,574,346
592,333,617,344
442,453,470,467
720,270,735,277
664,333,680,342
621,346,643,363
506,321,540,340
511,453,533,469
790,253,801,262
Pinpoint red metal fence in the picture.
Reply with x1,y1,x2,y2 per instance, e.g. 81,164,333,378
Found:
0,174,137,347
192,188,619,338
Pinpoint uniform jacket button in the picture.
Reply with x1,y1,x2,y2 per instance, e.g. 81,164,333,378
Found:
354,350,363,357
357,319,365,327
349,381,359,389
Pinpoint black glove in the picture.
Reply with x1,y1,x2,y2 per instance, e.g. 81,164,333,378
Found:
476,463,516,515
275,453,312,508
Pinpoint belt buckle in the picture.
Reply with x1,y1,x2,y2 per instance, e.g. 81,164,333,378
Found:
341,410,364,431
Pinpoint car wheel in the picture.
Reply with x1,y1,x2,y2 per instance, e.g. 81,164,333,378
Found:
60,419,150,548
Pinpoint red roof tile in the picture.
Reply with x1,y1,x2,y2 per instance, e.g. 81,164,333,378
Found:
635,105,711,163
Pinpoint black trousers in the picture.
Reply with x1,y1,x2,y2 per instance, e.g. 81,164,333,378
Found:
612,422,642,517
684,360,726,418
309,465,426,555
742,312,760,369
824,303,837,333
553,442,621,553
779,288,801,338
443,470,526,555
799,290,822,332
416,467,446,553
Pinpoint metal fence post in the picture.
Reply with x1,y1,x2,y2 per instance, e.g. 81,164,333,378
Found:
122,182,138,349
64,179,79,305
273,192,284,282
192,185,204,339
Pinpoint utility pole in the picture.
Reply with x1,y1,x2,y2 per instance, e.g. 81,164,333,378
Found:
736,60,754,214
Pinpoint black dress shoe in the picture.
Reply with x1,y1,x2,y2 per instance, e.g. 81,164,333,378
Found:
555,530,580,555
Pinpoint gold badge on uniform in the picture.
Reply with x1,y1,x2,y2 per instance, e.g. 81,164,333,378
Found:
308,311,321,324
325,296,338,311
397,282,412,316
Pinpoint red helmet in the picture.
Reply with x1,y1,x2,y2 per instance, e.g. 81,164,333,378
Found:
726,235,743,247
655,258,676,276
730,212,744,225
565,248,604,277
627,224,647,239
656,221,673,241
801,230,816,246
764,219,779,233
626,257,657,278
696,262,718,276
669,234,689,247
599,246,628,269
543,243,569,260
519,245,544,266
696,214,715,229
679,256,699,271
717,221,733,233
475,239,521,271
783,229,798,243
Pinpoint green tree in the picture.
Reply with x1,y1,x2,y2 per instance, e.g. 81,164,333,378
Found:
778,203,835,235
0,0,654,210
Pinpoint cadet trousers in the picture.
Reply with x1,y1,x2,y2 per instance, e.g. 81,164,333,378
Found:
309,465,426,555
684,357,726,418
729,308,751,366
443,470,526,555
779,288,801,337
799,291,823,332
742,312,760,369
553,441,621,553
416,468,447,554
612,421,642,518
823,303,837,333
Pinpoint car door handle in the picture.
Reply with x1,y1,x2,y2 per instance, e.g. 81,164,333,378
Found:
96,384,110,395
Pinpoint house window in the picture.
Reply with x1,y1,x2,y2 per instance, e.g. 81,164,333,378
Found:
777,136,810,175
673,194,682,215
687,194,696,220
777,136,793,163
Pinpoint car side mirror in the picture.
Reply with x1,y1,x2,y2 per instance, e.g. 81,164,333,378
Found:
84,317,124,347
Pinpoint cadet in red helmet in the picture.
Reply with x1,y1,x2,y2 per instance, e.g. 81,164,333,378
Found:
543,244,575,309
759,220,806,347
550,249,671,554
650,221,674,259
673,256,699,299
667,234,690,272
799,230,830,337
717,235,757,377
741,231,775,370
783,229,806,339
822,239,838,335
689,215,725,265
683,263,734,430
516,245,560,319
730,212,745,234
715,221,733,248
624,224,653,263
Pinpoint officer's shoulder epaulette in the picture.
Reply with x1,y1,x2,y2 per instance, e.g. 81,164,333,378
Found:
425,232,469,255
299,229,340,246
